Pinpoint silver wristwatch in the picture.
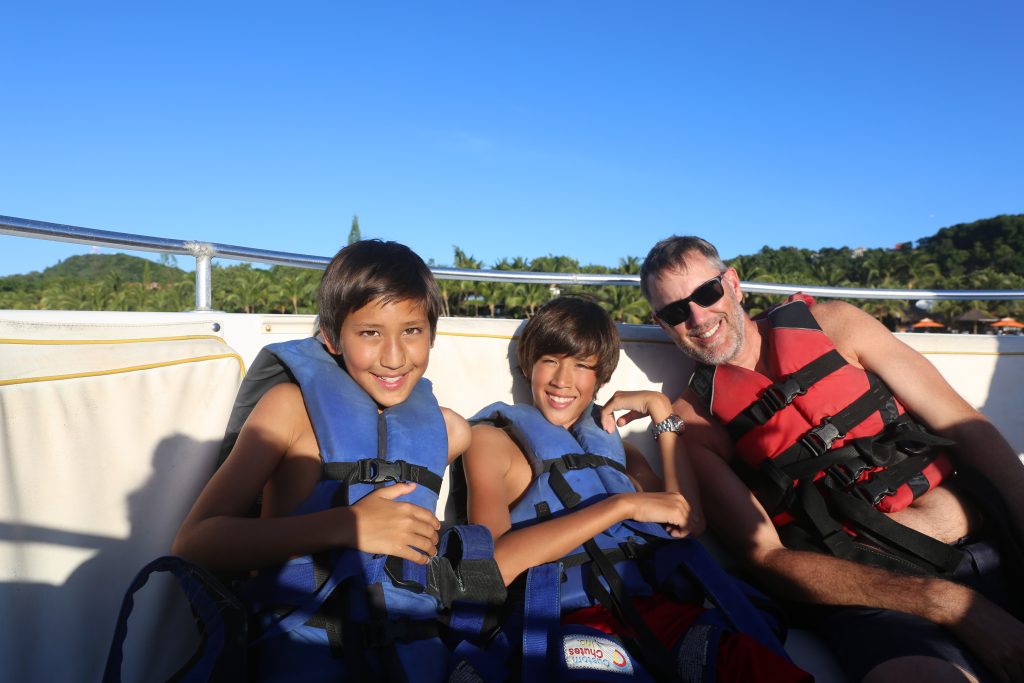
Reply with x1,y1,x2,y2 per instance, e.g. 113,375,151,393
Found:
650,413,684,440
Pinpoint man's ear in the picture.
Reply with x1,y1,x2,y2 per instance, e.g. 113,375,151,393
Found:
725,268,744,302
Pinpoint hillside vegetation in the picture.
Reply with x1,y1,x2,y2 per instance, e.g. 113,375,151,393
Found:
2,214,1021,326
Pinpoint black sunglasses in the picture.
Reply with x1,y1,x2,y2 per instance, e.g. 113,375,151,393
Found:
654,274,726,326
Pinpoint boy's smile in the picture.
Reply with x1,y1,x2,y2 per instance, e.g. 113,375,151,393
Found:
530,353,600,429
324,297,431,409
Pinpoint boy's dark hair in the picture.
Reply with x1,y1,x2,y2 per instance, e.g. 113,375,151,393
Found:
516,296,620,386
639,235,726,301
318,239,443,348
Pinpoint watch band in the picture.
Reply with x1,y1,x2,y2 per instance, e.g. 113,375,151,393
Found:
650,413,684,440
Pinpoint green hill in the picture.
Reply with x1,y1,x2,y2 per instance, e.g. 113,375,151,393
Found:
41,253,186,282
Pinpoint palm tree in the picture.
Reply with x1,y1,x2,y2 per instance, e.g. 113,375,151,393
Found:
222,265,270,314
270,267,318,314
599,285,650,324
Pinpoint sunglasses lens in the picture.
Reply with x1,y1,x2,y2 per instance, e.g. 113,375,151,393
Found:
692,278,725,306
656,276,726,326
658,302,690,326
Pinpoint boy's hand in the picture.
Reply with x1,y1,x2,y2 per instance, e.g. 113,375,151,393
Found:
347,482,441,564
624,491,704,538
599,390,674,433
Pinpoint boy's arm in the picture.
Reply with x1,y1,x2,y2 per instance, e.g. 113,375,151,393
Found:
441,406,472,463
600,390,705,535
172,383,440,572
624,442,663,492
464,423,695,585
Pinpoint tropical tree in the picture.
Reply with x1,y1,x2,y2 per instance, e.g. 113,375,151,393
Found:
348,215,361,245
269,266,318,314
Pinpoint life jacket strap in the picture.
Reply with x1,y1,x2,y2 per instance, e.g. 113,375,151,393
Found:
542,452,627,475
300,611,441,650
774,380,892,465
584,540,680,682
321,458,444,496
727,350,847,441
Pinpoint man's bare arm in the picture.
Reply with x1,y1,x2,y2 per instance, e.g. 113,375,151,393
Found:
815,301,1024,537
676,390,1024,680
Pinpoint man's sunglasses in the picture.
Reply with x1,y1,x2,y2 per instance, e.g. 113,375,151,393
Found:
654,274,726,326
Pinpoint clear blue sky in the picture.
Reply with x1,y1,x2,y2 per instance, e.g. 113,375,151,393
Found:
2,1,1021,276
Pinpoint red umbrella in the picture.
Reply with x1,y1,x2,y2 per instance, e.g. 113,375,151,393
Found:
911,318,944,329
991,317,1024,329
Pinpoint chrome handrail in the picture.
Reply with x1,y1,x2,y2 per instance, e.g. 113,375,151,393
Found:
3,214,1023,310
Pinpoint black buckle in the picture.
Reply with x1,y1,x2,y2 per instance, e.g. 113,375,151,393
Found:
799,418,843,457
761,377,806,412
358,458,405,484
857,477,895,506
560,453,586,470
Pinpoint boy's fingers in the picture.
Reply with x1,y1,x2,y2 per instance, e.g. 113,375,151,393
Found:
374,482,417,499
399,537,437,562
409,505,442,528
616,410,644,427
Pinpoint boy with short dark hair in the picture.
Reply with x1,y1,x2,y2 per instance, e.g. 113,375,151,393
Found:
463,296,809,681
173,240,495,682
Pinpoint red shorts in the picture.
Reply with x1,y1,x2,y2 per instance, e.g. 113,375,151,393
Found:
562,595,811,683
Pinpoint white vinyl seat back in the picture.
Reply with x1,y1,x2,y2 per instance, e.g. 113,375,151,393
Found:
0,318,244,683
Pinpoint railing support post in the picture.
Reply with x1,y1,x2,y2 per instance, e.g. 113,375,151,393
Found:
187,241,215,311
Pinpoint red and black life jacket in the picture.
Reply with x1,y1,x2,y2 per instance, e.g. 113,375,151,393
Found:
689,296,964,576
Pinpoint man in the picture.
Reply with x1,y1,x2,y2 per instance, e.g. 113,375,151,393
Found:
638,235,1024,682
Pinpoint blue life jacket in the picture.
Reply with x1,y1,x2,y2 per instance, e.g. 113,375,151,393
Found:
106,338,504,683
469,402,790,683
243,337,454,682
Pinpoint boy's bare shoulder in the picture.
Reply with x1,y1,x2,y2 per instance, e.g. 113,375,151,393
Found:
440,406,472,462
247,382,313,444
465,422,519,470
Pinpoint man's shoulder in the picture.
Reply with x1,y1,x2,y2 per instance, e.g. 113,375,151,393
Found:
806,299,863,326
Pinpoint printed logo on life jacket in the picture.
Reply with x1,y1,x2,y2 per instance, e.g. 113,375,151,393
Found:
562,635,634,674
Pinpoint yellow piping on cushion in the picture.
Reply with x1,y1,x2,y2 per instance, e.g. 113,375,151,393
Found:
0,353,245,387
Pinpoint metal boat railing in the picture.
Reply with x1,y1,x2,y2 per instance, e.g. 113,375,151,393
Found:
3,214,1024,311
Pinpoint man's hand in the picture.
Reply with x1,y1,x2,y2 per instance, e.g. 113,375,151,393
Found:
346,482,441,564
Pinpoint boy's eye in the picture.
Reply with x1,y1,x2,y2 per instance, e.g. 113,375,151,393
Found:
404,327,424,335
358,329,380,337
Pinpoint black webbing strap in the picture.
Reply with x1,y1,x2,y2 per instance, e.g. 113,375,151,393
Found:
727,350,848,441
855,454,935,506
300,612,440,649
544,453,627,510
583,542,680,682
773,381,893,468
541,452,628,476
321,458,444,496
545,463,680,681
827,489,964,574
793,481,941,574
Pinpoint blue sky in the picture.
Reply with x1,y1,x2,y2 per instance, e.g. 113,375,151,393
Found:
2,1,1021,276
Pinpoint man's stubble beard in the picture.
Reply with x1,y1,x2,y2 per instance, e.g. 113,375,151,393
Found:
678,294,746,366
